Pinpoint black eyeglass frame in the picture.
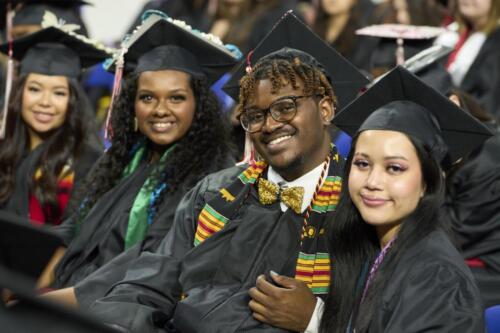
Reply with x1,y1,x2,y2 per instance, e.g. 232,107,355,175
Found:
240,95,315,133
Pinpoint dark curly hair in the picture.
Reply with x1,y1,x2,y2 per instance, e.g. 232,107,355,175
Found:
237,56,336,115
0,73,94,222
73,72,233,221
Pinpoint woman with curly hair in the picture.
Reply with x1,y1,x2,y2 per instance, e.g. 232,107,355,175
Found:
0,27,107,226
41,11,240,306
319,67,488,333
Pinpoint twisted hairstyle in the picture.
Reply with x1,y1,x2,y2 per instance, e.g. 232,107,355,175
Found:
72,72,232,220
0,73,93,222
320,134,446,333
236,56,336,115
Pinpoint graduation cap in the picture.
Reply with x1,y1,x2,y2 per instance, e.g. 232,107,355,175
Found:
113,10,241,84
0,267,123,333
103,10,242,139
356,24,446,73
0,26,110,78
222,10,369,108
0,212,63,281
333,66,493,164
10,0,89,33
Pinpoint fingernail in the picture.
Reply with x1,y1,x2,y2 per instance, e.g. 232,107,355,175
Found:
270,270,278,277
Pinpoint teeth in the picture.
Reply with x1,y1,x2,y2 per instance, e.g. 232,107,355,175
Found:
152,122,173,129
269,135,292,145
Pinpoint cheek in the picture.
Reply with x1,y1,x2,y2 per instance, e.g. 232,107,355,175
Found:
390,175,423,208
347,169,363,201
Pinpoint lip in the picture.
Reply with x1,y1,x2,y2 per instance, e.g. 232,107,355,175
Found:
261,133,294,154
32,111,56,124
360,194,389,207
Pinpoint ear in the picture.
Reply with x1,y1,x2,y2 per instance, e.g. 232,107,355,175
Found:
318,96,334,125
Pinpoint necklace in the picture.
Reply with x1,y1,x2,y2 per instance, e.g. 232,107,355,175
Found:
360,236,397,303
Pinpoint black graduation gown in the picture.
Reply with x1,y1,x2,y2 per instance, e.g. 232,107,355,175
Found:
0,142,102,223
459,27,500,120
89,164,339,333
441,130,500,307
53,154,234,290
367,230,484,332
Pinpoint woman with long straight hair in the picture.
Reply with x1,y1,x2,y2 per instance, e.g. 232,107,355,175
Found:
0,26,108,225
320,66,489,332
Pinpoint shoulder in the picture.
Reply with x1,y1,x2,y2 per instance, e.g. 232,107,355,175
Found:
197,164,246,194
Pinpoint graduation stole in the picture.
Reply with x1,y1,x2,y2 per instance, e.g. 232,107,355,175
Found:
123,143,176,250
193,146,343,295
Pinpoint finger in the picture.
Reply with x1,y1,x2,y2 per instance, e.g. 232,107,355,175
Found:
248,299,268,316
252,311,270,324
270,271,298,289
249,287,271,307
255,274,281,297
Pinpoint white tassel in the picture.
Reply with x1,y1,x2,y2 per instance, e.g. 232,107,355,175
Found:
236,132,257,166
0,8,15,140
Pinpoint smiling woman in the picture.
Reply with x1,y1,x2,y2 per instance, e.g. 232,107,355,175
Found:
42,11,240,306
0,26,109,225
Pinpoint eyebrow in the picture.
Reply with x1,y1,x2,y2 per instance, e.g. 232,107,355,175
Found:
137,88,188,94
354,152,409,161
245,94,303,109
27,80,69,90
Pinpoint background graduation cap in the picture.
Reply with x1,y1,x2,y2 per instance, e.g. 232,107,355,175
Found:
222,10,369,109
333,66,493,164
0,26,110,77
0,267,122,333
7,0,89,36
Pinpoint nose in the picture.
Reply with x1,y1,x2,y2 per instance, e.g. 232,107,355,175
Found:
153,99,171,116
39,91,52,108
261,112,284,133
364,166,383,191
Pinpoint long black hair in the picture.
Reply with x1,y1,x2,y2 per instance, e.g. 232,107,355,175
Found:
320,133,446,333
72,71,232,221
0,73,94,221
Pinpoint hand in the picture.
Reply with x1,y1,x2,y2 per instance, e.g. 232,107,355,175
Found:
248,271,317,332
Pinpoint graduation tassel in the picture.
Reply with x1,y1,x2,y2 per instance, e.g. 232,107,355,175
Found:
0,5,15,139
236,132,257,166
104,48,126,140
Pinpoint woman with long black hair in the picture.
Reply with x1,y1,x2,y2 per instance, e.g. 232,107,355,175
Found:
319,67,489,332
41,11,240,306
0,26,108,225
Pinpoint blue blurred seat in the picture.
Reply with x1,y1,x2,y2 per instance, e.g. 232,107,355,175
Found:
486,305,500,333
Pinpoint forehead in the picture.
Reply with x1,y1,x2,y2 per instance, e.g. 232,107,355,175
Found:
138,69,192,90
355,130,419,160
247,75,305,108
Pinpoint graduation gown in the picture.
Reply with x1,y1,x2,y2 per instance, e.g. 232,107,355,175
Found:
53,154,233,290
441,130,500,307
0,142,101,225
366,230,484,332
458,27,500,119
89,156,344,333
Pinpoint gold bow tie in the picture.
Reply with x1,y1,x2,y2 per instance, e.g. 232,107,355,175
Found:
258,178,304,214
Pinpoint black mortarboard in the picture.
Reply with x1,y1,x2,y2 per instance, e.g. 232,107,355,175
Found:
222,11,369,108
11,0,89,34
0,268,122,333
0,26,110,78
0,212,63,280
333,66,493,163
116,11,241,85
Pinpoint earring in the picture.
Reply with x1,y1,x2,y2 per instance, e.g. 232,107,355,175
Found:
133,117,139,132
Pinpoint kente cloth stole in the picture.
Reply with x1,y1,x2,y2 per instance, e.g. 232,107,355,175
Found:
192,148,343,295
124,143,176,250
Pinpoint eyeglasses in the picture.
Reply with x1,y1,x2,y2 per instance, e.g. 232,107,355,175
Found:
240,95,311,133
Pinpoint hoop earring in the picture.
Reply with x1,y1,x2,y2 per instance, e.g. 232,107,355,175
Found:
133,117,139,132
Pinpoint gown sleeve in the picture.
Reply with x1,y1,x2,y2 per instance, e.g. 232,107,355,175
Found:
377,260,484,333
87,176,211,333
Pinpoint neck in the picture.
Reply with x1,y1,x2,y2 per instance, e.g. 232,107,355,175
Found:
470,16,488,32
28,128,44,151
376,224,400,249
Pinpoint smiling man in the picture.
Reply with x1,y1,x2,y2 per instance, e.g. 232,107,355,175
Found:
89,12,368,333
